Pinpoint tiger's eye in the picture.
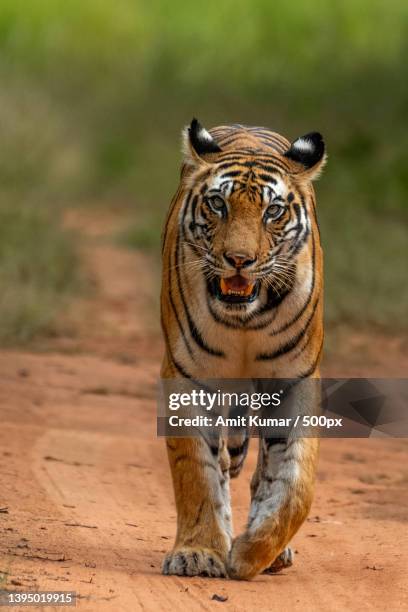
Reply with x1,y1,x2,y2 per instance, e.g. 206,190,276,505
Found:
207,195,226,213
265,203,284,220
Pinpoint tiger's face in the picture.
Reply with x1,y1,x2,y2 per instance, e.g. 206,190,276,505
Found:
180,120,326,323
194,172,302,309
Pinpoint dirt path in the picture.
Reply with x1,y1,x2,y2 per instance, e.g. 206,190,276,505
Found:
0,211,407,611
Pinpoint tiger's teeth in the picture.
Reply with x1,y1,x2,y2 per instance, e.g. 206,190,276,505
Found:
220,277,255,297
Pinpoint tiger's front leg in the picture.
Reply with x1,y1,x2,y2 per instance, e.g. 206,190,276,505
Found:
162,435,232,577
228,435,319,580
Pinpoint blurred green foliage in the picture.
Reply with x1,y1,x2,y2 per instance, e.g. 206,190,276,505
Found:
0,201,80,345
0,0,407,341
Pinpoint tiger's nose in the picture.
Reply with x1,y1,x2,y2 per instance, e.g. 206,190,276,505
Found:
223,251,257,269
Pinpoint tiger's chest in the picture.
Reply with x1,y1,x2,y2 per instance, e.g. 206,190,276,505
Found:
173,311,314,379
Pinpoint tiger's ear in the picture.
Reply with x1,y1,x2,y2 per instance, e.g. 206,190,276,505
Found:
284,132,327,181
182,118,221,166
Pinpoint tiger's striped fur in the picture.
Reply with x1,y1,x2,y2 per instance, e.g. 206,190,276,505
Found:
161,120,326,580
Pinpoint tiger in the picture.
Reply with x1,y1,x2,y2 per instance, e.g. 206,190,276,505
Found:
160,119,326,580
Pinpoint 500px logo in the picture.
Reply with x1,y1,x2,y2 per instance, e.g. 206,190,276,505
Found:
168,389,283,411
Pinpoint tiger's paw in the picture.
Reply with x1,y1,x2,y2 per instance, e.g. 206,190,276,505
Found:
162,547,227,578
263,547,293,574
228,533,288,580
227,533,263,580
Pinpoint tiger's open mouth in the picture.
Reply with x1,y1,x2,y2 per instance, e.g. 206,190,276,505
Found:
208,275,260,304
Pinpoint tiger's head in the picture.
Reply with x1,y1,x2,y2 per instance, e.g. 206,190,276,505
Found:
179,119,326,323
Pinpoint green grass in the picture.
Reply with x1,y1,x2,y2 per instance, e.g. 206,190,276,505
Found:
0,0,407,343
0,76,84,345
0,201,80,345
321,197,408,330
